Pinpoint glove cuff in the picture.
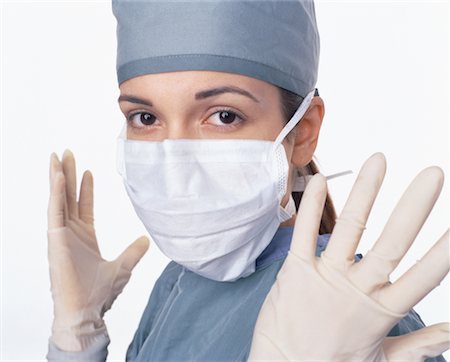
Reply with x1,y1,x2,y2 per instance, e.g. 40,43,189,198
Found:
51,318,108,352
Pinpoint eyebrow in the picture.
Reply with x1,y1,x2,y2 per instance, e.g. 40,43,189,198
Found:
195,86,260,103
117,95,152,106
118,86,260,106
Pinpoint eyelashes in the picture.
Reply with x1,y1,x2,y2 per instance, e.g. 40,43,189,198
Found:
206,108,245,129
127,112,158,127
126,108,246,132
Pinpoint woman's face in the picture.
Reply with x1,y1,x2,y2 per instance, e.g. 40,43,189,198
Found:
118,70,324,222
118,71,287,142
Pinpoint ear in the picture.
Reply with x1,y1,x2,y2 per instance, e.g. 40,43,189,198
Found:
291,96,325,167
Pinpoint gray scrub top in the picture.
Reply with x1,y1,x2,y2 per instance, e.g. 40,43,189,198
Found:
47,227,446,361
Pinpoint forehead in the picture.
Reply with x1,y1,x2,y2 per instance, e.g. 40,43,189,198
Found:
119,70,280,101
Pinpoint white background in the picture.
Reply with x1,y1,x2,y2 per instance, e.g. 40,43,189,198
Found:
1,1,449,360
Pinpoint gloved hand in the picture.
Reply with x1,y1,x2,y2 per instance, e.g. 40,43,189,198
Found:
47,150,149,352
249,152,449,361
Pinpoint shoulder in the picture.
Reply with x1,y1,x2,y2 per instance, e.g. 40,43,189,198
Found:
149,261,184,297
158,261,183,283
126,260,184,360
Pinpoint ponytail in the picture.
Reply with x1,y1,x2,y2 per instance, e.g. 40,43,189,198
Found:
293,160,337,235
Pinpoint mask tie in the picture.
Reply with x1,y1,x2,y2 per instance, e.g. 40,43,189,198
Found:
272,88,316,151
293,170,354,192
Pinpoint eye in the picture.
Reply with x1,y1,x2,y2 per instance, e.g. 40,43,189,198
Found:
218,111,236,124
208,109,243,127
127,112,158,128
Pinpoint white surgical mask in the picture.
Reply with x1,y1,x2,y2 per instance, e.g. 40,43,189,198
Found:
117,89,347,282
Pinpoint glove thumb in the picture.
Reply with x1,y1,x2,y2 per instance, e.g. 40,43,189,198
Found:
116,236,150,273
383,322,450,361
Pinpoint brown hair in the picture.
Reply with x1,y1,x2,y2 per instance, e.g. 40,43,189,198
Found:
279,87,337,235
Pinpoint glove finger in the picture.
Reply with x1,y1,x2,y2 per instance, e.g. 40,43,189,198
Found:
62,149,79,219
79,170,94,226
383,322,450,361
290,173,327,261
323,153,386,267
370,167,444,275
378,228,449,314
115,236,150,273
51,152,66,187
49,152,59,186
48,153,66,229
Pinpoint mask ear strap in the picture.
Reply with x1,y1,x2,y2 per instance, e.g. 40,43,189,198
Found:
272,88,316,149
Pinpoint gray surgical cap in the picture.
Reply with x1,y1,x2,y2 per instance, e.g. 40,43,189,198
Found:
112,0,320,97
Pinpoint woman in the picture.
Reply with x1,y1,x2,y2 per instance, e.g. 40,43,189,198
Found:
46,1,449,361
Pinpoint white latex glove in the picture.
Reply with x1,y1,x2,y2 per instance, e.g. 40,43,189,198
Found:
47,150,149,352
249,152,449,361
